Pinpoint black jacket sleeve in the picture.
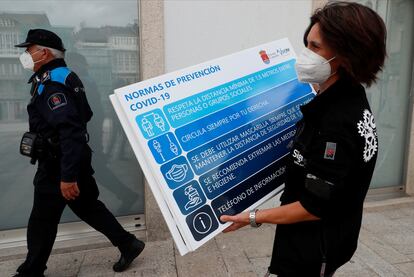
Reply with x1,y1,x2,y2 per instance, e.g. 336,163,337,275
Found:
299,129,356,219
37,84,87,182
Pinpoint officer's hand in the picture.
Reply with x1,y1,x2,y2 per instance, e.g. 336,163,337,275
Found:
60,181,80,201
220,212,250,233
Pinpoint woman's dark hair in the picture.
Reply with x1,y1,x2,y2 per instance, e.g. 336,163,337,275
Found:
304,1,387,87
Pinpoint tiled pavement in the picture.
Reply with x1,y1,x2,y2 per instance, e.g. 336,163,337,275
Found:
1,198,414,277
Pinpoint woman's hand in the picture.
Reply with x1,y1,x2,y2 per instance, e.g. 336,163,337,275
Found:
220,212,250,233
220,202,319,233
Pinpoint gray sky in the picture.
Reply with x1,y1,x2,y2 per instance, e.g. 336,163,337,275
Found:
1,0,138,28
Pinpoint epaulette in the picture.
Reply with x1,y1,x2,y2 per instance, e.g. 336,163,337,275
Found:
38,67,71,95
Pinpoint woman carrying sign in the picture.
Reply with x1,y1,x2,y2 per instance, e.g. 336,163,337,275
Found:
221,2,387,276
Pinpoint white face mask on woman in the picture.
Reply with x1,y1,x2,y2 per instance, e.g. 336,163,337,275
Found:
295,48,336,84
19,49,44,71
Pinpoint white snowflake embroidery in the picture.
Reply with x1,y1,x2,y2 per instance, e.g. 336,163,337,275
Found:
357,109,378,162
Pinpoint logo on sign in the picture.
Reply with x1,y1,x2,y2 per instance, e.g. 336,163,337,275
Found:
259,50,270,64
259,48,291,64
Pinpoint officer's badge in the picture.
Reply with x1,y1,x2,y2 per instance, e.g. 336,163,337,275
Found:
324,142,336,160
48,93,67,110
41,71,51,83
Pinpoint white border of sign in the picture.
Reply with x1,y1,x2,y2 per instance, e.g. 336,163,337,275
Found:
110,94,190,254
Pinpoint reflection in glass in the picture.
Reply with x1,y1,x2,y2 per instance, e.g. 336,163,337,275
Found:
362,0,414,188
331,0,414,188
0,1,143,230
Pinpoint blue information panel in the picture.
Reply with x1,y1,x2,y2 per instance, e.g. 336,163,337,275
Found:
111,38,315,255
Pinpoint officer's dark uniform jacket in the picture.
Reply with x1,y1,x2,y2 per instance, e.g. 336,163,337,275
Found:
27,58,93,185
19,58,137,276
269,79,378,276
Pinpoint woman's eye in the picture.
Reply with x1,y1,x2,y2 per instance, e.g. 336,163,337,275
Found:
312,44,320,50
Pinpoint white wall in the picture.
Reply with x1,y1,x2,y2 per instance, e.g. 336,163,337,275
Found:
164,0,313,72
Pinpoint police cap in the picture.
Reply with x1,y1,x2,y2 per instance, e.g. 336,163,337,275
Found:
15,29,66,52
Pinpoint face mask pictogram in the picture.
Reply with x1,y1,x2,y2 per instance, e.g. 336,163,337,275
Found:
165,163,189,182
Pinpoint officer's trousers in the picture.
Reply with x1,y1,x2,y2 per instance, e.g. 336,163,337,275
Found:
18,163,134,274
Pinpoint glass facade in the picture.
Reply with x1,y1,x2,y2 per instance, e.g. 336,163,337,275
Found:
0,1,144,231
329,0,414,188
357,0,414,188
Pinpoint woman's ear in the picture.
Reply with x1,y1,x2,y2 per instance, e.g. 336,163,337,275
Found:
335,56,352,76
330,55,342,73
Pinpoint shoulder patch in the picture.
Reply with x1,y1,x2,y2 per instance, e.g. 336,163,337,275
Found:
357,109,378,162
50,67,71,86
47,93,67,110
324,142,336,160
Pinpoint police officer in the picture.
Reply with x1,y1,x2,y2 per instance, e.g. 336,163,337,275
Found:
14,29,144,277
221,2,386,276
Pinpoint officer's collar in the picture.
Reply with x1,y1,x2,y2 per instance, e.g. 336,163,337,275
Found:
300,78,360,121
27,58,67,84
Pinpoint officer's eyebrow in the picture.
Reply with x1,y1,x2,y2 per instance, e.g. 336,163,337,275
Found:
27,45,40,53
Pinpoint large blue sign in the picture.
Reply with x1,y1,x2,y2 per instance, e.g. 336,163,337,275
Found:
112,38,315,254
158,71,313,241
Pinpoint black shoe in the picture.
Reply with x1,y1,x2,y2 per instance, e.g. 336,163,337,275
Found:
15,261,46,277
113,238,145,272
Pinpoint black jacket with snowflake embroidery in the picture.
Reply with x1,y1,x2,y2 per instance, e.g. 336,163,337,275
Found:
269,78,378,277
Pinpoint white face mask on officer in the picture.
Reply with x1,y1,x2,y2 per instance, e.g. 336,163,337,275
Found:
19,49,44,71
295,48,336,84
